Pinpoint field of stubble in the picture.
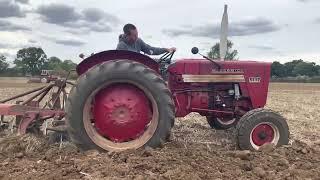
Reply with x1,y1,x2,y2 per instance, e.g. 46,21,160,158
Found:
0,78,319,180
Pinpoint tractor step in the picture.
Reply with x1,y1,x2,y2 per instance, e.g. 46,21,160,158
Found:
46,125,68,133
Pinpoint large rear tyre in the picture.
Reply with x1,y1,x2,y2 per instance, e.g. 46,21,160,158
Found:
236,109,289,150
206,116,238,130
66,60,175,152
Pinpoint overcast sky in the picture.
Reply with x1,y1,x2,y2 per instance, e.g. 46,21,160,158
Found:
0,0,320,64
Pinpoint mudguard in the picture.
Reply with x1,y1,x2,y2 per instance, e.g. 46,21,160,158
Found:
76,50,160,75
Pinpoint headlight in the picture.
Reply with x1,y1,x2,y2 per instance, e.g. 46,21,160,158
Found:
228,89,235,96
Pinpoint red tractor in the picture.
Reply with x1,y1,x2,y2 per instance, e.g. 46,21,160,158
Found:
39,70,59,83
66,49,289,152
27,70,59,83
66,5,289,152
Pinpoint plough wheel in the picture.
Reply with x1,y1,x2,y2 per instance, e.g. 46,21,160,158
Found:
66,60,175,152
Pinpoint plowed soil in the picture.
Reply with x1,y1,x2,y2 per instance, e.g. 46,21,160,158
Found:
0,79,319,180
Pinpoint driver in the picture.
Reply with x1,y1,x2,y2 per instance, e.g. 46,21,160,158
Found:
116,23,176,55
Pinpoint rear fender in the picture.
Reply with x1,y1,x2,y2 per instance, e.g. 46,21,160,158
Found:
76,50,159,75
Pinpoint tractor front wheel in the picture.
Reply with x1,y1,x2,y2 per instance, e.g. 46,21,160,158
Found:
66,60,175,152
236,109,289,150
41,77,48,83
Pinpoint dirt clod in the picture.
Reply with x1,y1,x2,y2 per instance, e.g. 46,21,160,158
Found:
253,167,266,178
241,162,253,171
259,143,275,153
85,149,100,157
277,158,290,167
300,148,308,154
141,146,154,157
15,152,24,158
230,150,252,160
1,161,9,166
134,175,145,180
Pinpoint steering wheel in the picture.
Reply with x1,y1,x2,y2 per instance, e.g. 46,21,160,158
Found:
157,51,175,80
158,51,175,64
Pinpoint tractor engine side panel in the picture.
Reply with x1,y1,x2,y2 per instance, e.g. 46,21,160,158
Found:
173,91,209,117
219,61,272,108
167,59,271,117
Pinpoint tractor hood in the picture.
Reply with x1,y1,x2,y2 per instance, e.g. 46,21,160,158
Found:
168,59,272,75
167,59,272,108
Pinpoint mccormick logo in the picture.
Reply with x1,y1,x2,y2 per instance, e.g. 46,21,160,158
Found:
249,77,261,83
212,69,244,73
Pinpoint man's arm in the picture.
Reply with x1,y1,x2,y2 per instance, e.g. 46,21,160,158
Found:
139,39,168,55
116,42,128,50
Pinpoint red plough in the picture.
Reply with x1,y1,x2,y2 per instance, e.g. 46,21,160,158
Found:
0,77,73,135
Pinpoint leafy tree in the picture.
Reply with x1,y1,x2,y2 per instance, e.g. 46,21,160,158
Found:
292,61,318,77
283,59,303,77
271,61,286,77
316,65,320,76
42,57,77,78
0,55,9,73
45,57,76,72
46,56,62,70
208,40,238,60
14,47,48,75
60,60,77,72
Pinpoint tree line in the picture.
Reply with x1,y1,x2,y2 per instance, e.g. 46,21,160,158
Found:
271,60,320,78
0,47,77,77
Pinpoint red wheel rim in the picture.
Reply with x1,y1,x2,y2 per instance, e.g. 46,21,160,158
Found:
250,122,280,149
82,80,159,152
92,84,152,142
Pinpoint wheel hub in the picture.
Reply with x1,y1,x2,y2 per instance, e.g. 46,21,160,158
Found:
251,123,275,146
258,132,267,140
92,84,152,143
110,105,132,125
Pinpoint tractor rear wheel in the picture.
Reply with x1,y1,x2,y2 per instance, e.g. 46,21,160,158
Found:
206,116,238,130
66,60,175,152
236,109,289,150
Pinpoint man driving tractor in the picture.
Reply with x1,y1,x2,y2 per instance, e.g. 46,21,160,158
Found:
116,23,176,55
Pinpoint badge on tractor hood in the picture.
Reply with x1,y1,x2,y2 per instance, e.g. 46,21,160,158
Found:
212,69,244,73
249,77,261,83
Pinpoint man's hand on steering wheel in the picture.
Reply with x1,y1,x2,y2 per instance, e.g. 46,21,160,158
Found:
159,48,176,63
